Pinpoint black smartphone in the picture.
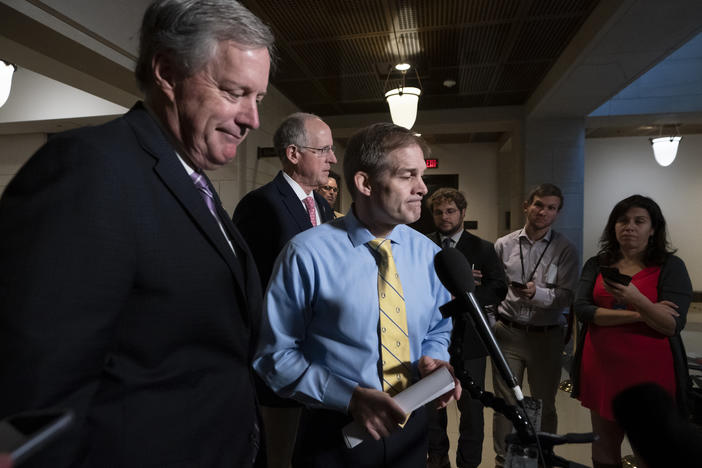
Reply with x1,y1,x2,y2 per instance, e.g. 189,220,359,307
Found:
0,409,73,465
599,266,632,286
510,281,527,289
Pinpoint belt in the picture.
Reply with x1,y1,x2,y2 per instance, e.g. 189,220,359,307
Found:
497,314,560,332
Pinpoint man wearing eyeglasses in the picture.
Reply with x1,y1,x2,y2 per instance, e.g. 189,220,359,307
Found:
425,188,507,468
233,112,336,468
316,170,344,218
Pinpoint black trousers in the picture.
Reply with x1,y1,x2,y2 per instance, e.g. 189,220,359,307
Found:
292,406,428,468
427,356,486,468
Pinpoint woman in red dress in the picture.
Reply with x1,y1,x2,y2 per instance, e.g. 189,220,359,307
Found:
571,195,692,468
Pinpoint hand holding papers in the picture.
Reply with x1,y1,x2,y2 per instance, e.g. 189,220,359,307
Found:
343,366,456,448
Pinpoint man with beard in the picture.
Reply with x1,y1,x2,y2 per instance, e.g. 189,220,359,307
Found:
425,188,507,468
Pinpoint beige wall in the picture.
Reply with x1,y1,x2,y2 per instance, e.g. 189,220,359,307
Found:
0,84,300,217
424,142,500,242
585,135,702,289
11,120,702,291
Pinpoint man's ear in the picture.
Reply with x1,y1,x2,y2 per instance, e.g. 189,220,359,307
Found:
152,53,177,102
354,171,371,197
523,200,529,212
285,145,299,166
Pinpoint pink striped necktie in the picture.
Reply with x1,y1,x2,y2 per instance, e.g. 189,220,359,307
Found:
303,196,317,227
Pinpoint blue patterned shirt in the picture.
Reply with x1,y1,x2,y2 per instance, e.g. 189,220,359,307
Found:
253,208,452,413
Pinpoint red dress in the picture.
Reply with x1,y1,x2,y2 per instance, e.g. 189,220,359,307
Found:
578,266,676,420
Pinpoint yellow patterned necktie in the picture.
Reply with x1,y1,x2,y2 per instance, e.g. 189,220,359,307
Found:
368,238,412,396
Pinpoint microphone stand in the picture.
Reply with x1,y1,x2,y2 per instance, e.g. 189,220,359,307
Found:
445,305,593,468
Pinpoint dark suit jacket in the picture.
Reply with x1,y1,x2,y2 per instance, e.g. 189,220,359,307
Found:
232,170,333,288
0,103,263,468
428,230,507,359
429,230,507,309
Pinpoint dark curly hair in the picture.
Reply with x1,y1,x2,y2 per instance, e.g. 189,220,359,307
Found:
597,194,674,266
425,187,467,212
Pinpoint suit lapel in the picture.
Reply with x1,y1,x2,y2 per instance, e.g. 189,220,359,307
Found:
455,231,479,265
274,172,313,231
125,104,248,304
428,232,441,247
455,231,469,251
314,191,333,223
201,175,247,288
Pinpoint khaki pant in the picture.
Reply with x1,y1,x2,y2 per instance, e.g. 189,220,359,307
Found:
491,321,564,467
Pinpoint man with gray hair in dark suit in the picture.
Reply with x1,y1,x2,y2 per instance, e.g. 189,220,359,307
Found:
233,112,337,468
0,1,273,466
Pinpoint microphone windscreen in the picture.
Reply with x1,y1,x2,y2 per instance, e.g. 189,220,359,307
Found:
434,247,476,295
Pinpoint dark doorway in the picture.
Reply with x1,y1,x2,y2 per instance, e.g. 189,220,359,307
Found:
409,174,458,234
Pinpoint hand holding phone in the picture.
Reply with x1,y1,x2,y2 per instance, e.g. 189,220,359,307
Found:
599,266,632,286
510,281,527,289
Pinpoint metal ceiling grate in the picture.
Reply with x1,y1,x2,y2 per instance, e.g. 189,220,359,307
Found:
242,0,601,116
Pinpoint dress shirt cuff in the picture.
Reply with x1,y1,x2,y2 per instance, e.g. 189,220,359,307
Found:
530,285,551,307
322,372,358,413
420,343,450,363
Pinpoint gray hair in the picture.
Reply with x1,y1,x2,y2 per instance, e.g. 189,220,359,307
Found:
135,0,275,93
273,112,320,162
343,122,429,200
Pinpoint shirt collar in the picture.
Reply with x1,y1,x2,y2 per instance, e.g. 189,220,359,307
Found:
439,230,463,245
176,152,195,176
518,227,553,244
345,205,404,248
282,171,313,200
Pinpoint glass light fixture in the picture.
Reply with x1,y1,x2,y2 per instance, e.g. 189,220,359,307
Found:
383,63,422,130
650,135,682,167
0,60,17,109
384,86,421,130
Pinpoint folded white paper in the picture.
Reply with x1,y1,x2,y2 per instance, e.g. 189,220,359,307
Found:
342,366,456,448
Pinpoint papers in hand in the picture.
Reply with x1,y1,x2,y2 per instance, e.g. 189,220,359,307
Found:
342,366,456,448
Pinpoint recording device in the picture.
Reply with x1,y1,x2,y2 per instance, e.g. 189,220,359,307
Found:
434,248,594,467
434,248,524,403
0,409,73,465
599,266,632,286
510,281,527,289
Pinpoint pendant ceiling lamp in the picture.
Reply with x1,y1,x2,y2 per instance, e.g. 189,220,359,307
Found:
0,59,17,109
383,30,422,130
384,62,421,130
649,126,682,167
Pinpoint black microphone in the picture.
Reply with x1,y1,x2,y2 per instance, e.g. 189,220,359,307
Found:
434,247,524,402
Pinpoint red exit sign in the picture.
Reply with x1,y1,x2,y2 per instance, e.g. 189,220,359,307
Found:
425,158,439,168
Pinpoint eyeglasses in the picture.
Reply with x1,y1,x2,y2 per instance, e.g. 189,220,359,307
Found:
296,145,336,156
320,185,338,193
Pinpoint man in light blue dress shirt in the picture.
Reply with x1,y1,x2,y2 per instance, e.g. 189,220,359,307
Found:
254,123,461,467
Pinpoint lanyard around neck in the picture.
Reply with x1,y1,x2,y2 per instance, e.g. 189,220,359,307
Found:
519,235,551,283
